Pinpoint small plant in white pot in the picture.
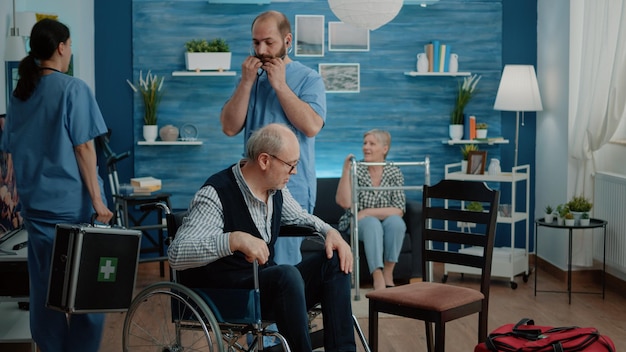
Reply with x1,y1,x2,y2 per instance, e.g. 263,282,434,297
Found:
555,204,568,226
544,205,554,223
567,195,592,225
475,122,488,139
564,212,575,226
184,38,231,72
580,212,590,226
460,144,478,173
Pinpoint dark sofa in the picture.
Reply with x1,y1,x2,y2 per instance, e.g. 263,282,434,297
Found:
304,177,423,284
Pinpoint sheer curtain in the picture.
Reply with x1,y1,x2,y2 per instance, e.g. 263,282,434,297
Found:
569,0,626,265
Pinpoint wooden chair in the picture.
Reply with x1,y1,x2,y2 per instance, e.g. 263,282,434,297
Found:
366,179,499,352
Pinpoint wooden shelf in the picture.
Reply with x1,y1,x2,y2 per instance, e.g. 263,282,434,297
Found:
404,71,471,77
171,71,236,77
442,139,509,145
138,140,203,146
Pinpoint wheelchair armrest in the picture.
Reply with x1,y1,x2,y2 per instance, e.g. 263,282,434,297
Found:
279,224,322,238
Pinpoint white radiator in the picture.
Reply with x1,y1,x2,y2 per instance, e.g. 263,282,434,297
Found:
594,172,626,276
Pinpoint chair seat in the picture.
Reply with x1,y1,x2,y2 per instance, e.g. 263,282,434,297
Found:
366,282,484,312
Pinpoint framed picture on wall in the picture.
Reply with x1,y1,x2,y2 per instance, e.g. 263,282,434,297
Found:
328,22,369,52
295,15,325,57
318,63,360,93
4,61,20,111
467,151,487,175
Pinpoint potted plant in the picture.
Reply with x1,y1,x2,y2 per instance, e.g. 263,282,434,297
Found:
555,204,569,225
564,212,575,226
184,38,231,72
460,144,478,173
476,122,488,139
126,70,165,142
449,74,481,140
567,195,592,224
580,212,590,226
544,205,554,223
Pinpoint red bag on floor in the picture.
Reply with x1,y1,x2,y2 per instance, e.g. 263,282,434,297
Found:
474,318,615,352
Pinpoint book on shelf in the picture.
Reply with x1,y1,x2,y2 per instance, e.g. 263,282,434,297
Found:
424,43,434,72
132,184,162,196
432,40,440,72
469,115,476,140
439,44,447,72
474,136,505,143
130,176,161,188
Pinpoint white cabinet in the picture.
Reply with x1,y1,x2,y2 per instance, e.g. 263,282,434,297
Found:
443,163,530,289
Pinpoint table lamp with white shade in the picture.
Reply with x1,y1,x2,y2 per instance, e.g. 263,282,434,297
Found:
493,64,543,167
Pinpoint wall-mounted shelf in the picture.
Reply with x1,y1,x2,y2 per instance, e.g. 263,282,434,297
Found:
138,141,203,146
172,71,236,77
404,71,471,77
442,139,509,145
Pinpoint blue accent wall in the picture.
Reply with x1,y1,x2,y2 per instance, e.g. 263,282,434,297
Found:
95,0,538,251
127,0,502,209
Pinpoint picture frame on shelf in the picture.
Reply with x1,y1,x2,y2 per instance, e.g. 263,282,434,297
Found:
467,150,487,175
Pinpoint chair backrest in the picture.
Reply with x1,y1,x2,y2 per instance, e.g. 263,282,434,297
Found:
421,179,499,295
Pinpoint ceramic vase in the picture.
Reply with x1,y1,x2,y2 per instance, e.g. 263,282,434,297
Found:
143,125,158,142
449,53,458,73
159,124,179,141
476,129,488,139
488,159,501,175
417,53,429,73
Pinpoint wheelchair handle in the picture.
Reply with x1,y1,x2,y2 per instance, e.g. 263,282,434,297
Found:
139,202,172,215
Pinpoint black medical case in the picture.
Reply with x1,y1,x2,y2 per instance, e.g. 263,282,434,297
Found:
46,223,141,313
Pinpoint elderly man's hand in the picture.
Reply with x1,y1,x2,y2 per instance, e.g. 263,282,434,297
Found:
324,229,353,274
229,231,271,265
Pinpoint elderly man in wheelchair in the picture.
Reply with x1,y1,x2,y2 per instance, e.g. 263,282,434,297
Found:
166,123,357,352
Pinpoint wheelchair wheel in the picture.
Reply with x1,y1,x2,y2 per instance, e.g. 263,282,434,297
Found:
123,282,225,352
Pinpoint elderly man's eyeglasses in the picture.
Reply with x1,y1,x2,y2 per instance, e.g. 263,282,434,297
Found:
270,154,298,173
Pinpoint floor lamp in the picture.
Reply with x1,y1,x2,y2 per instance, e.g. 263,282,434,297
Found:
493,65,543,167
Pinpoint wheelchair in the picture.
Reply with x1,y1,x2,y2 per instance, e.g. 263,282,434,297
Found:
122,202,370,352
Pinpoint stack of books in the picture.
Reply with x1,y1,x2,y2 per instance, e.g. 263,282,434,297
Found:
130,177,162,195
424,40,452,72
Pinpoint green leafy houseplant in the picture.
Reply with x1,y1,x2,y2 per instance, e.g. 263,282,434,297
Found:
466,201,484,212
544,205,553,214
460,144,479,160
476,122,488,130
567,195,592,212
556,204,569,218
126,70,165,125
185,38,230,52
581,212,590,219
450,74,482,125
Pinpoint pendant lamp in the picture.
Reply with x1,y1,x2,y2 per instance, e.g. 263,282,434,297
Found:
328,0,403,31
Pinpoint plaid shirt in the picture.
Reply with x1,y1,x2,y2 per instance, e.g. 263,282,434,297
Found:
338,163,406,232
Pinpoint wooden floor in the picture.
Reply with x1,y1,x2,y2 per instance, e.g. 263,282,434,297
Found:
5,260,625,351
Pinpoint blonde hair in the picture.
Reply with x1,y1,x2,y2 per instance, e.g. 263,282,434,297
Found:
364,129,391,157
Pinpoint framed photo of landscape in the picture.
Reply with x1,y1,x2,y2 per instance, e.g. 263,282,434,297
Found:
328,22,369,52
295,15,324,57
318,63,360,93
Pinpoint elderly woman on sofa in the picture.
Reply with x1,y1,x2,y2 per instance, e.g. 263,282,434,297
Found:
335,129,406,290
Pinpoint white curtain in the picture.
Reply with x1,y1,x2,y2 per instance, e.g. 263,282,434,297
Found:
569,0,626,265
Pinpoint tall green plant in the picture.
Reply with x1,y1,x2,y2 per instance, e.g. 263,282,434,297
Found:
450,74,481,125
126,70,165,125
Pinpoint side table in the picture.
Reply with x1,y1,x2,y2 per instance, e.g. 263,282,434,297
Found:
534,218,607,304
114,193,172,277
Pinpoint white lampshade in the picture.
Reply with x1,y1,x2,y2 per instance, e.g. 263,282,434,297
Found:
328,0,404,30
5,35,27,62
494,65,543,112
14,12,38,37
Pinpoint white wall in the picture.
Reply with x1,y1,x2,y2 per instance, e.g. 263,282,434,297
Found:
0,0,94,113
535,0,571,269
